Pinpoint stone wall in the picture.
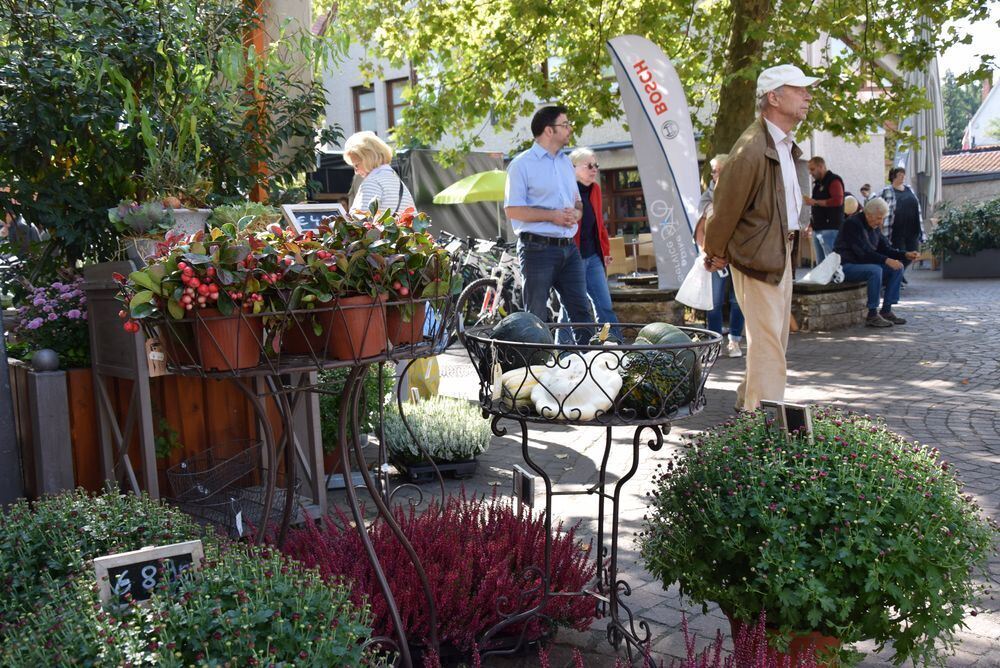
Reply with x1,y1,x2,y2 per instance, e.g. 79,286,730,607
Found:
609,287,684,326
791,282,867,331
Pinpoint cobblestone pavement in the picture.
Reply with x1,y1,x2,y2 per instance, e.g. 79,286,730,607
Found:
336,270,1000,667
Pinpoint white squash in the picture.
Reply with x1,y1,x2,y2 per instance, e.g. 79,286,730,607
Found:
530,350,623,421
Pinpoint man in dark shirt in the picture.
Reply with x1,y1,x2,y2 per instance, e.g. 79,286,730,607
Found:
834,197,919,328
804,156,844,263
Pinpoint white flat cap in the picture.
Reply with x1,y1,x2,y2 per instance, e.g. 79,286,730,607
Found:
756,64,819,97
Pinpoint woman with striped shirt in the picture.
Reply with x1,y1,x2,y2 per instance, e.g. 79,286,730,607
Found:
343,131,415,215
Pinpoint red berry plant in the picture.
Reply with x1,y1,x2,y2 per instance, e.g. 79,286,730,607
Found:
113,222,277,334
276,490,597,659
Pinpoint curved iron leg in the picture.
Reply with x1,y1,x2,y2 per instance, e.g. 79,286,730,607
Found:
265,374,300,548
349,365,441,659
338,365,414,668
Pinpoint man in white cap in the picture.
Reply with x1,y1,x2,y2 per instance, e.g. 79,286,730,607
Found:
703,64,818,411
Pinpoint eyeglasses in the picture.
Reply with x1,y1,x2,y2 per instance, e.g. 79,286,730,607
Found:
583,162,599,170
549,122,573,129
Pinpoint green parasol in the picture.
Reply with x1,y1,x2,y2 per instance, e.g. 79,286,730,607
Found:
433,170,507,237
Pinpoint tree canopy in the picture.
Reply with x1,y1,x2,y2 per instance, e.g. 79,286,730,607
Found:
942,70,985,150
331,0,994,163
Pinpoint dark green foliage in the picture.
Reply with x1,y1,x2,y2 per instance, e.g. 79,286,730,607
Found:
942,70,983,151
928,195,1000,259
640,409,999,666
0,0,342,282
318,365,395,455
0,489,373,666
0,489,204,632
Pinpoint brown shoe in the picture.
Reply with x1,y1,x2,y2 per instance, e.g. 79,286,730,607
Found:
880,311,906,325
866,314,893,328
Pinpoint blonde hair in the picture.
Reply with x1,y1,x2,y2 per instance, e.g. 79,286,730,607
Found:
709,154,729,170
343,131,393,173
843,195,859,215
569,147,596,166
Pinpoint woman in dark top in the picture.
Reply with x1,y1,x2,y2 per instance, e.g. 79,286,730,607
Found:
879,167,923,253
559,147,619,338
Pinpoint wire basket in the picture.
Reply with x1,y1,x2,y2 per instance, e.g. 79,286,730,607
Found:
461,322,723,426
167,441,299,538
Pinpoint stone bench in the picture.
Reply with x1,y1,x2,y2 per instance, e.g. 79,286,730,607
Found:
609,286,684,325
791,281,867,331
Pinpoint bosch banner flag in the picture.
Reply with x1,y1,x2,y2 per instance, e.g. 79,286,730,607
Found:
606,35,700,290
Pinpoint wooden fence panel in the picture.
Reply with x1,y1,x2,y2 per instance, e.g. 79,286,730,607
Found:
66,368,103,492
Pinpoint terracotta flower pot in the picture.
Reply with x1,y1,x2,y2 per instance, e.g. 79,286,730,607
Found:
726,612,842,667
329,294,388,361
386,301,427,346
283,306,338,357
192,307,263,371
157,322,199,367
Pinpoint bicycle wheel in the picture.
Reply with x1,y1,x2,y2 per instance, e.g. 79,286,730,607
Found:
452,277,503,344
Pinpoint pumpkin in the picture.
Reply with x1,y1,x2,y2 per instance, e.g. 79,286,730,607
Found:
618,322,700,419
491,311,554,371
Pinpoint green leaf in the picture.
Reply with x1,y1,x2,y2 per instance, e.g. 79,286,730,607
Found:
167,299,185,320
128,271,159,293
130,290,155,306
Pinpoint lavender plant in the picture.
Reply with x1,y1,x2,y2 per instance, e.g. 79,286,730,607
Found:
6,275,90,367
639,408,999,666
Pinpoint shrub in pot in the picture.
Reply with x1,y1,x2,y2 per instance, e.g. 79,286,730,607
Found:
639,408,999,666
114,221,271,370
927,195,1000,260
384,395,491,465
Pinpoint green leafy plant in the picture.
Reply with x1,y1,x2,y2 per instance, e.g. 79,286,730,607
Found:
385,396,492,464
108,201,175,237
639,408,999,666
927,195,1000,260
0,489,204,632
208,202,283,234
6,275,90,368
154,417,184,460
0,490,373,667
318,365,394,455
0,0,344,273
115,223,269,332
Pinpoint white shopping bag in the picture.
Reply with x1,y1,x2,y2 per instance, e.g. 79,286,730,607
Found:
675,253,714,311
799,251,841,285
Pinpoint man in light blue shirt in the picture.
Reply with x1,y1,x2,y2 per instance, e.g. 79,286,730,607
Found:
505,105,594,343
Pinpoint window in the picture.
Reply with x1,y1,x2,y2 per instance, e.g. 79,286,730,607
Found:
352,85,376,133
386,77,410,128
603,168,648,238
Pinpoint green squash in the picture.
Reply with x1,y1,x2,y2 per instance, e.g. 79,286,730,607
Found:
618,323,700,418
491,311,554,371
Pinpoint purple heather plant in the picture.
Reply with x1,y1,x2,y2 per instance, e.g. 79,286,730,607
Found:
7,274,90,367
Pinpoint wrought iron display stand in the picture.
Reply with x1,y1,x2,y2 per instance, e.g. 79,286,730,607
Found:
148,296,459,667
460,323,721,664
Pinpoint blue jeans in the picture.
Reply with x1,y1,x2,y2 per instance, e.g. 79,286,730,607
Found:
841,262,903,312
707,271,744,339
518,238,594,344
812,229,838,265
558,253,621,342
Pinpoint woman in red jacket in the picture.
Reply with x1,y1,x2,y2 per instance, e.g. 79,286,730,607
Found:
564,147,620,337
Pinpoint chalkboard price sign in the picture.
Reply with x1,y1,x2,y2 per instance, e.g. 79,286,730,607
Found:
281,203,347,233
94,540,204,605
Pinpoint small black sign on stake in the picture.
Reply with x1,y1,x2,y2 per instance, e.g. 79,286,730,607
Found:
280,203,347,234
94,539,204,606
760,400,814,444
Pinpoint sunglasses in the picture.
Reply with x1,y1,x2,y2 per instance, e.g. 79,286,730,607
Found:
582,162,599,170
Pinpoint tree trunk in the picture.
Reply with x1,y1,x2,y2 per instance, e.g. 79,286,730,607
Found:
707,0,775,162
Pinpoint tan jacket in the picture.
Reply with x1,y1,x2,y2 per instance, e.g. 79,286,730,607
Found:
704,117,802,285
